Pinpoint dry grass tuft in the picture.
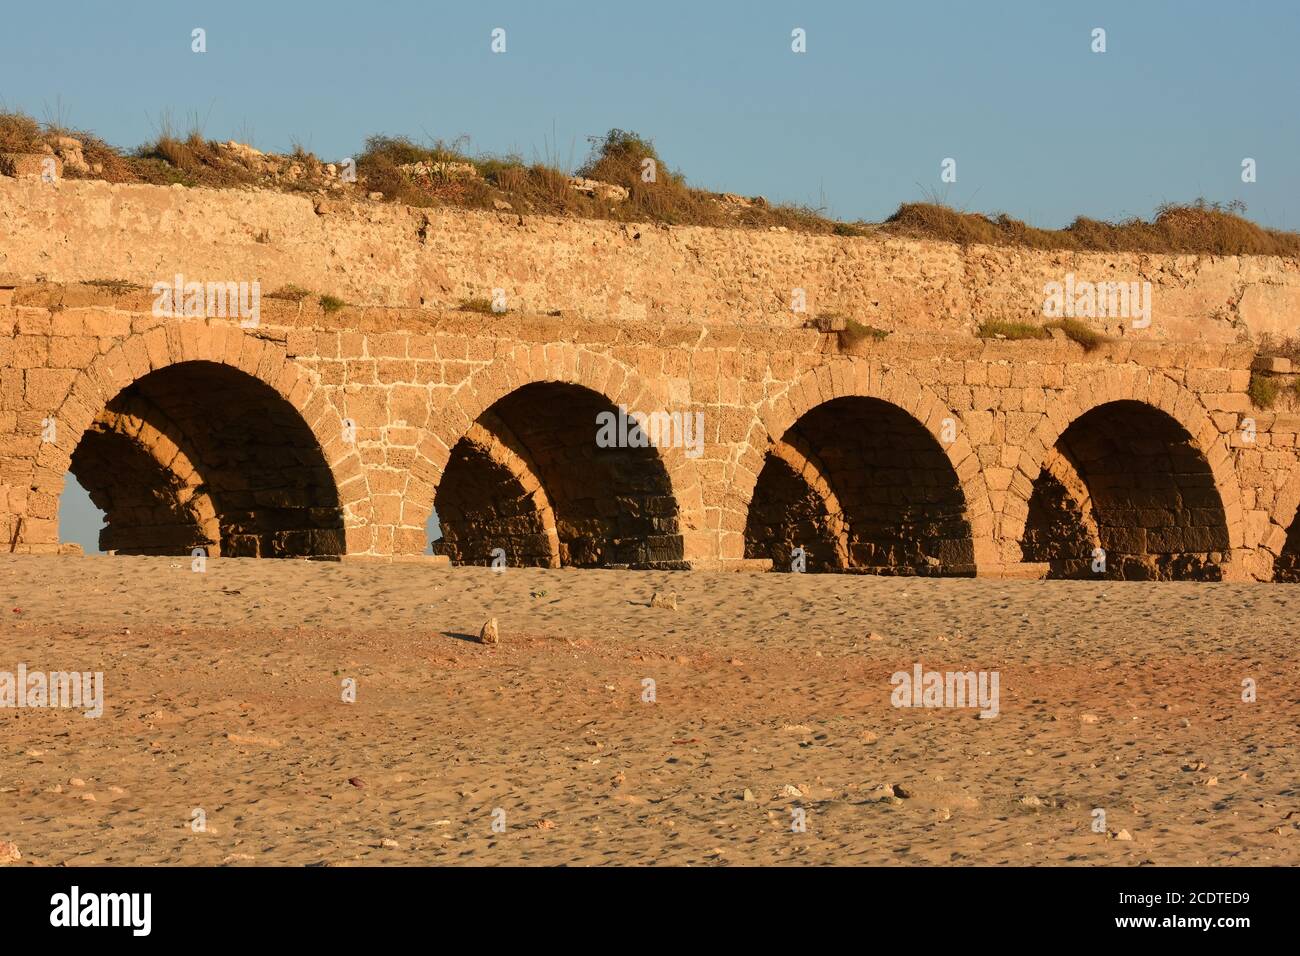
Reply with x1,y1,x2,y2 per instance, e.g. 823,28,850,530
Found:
836,318,891,351
82,278,144,294
456,297,502,314
3,108,1298,254
886,200,1300,256
267,284,313,302
977,318,1110,352
1047,318,1110,352
1256,334,1300,366
0,111,43,152
976,320,1049,341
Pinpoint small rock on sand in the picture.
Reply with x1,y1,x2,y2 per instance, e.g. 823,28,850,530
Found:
478,618,499,645
0,841,20,864
742,788,756,802
1114,829,1134,841
650,591,678,610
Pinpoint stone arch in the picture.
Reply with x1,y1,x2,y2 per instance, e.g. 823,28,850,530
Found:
69,399,221,554
1006,370,1242,580
744,434,851,571
735,360,993,574
433,412,562,568
1018,444,1102,577
33,321,363,556
411,344,707,566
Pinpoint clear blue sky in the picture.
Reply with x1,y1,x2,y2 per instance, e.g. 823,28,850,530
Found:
6,0,1296,551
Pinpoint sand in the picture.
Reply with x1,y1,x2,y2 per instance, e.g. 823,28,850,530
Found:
0,554,1297,866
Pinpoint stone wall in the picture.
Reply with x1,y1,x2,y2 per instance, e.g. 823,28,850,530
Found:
3,280,1300,581
4,177,1300,340
3,178,1300,579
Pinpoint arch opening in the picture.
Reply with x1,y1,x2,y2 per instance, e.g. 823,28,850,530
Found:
57,471,107,554
744,396,975,575
1020,400,1229,580
432,383,685,568
64,361,344,557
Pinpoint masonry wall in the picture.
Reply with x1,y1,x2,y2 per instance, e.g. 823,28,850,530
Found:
4,177,1300,341
4,282,1300,581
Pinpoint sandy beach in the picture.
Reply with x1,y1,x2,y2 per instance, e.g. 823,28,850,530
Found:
0,555,1296,866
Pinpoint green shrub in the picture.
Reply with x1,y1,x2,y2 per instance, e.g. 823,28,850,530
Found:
1249,372,1281,408
837,318,890,350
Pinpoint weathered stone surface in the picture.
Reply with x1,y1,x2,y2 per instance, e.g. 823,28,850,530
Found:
2,181,1300,580
1240,284,1300,340
3,177,1299,337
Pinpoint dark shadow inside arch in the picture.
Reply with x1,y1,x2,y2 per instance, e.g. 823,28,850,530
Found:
743,450,845,572
65,360,344,557
432,382,685,568
744,396,975,575
1020,400,1228,580
434,425,557,567
1275,511,1300,583
1020,464,1097,574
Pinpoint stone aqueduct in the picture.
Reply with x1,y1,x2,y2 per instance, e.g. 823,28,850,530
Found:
3,177,1300,581
3,286,1300,583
